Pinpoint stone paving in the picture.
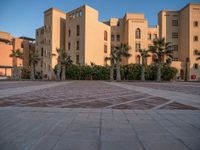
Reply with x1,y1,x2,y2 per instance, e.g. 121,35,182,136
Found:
121,82,200,96
0,81,199,110
0,107,200,150
0,81,200,150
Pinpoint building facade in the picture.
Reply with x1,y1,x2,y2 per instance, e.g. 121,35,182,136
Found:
36,3,200,80
105,14,159,65
158,3,200,81
0,31,35,77
36,5,111,79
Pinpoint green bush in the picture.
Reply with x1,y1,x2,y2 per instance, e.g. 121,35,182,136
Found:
161,66,178,81
66,65,109,80
121,64,141,80
145,65,157,80
64,63,177,81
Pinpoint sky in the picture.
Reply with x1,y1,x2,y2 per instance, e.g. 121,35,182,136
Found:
0,0,199,38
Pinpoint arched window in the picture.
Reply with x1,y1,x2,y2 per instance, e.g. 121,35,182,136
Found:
104,31,107,41
136,55,140,64
136,28,141,39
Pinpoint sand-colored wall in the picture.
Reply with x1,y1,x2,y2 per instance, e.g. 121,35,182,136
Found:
84,5,110,65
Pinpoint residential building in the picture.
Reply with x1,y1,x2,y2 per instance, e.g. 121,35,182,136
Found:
36,3,200,81
36,5,111,79
0,31,35,77
158,3,200,81
105,15,159,65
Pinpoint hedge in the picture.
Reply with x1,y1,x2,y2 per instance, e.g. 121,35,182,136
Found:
64,64,178,81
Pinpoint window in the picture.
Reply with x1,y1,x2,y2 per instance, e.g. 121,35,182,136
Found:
135,43,140,52
194,49,198,55
68,42,71,50
104,31,107,41
76,55,79,64
136,55,140,64
36,31,39,36
117,21,120,26
172,32,178,38
79,10,83,17
76,11,79,17
194,63,198,69
172,20,178,26
104,45,107,53
68,29,71,37
153,34,157,39
136,28,141,39
76,25,80,36
173,45,178,51
76,41,80,50
194,36,198,41
194,21,198,27
148,34,151,40
116,35,120,41
49,40,51,45
21,43,23,48
41,48,43,56
111,35,114,41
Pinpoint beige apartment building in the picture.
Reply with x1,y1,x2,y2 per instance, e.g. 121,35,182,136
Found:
0,31,35,77
105,14,158,65
36,3,200,80
159,3,200,81
36,5,110,79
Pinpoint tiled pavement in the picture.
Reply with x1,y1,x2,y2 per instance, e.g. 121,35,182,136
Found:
0,81,199,110
0,107,200,150
0,81,200,150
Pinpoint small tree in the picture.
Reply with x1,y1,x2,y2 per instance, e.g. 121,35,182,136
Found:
105,50,117,81
114,43,131,81
149,38,173,81
29,49,40,80
139,49,150,81
9,49,23,80
56,48,73,80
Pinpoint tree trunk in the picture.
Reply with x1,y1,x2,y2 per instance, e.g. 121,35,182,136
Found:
61,65,66,81
30,63,35,80
141,65,145,81
116,60,121,81
57,63,61,81
12,67,17,80
157,63,161,82
110,64,114,81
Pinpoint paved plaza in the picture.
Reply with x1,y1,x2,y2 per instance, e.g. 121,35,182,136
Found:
0,81,200,150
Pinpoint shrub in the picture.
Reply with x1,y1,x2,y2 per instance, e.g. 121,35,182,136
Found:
161,66,178,81
65,64,177,81
145,65,157,80
66,65,109,80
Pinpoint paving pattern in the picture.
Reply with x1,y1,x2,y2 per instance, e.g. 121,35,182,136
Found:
0,81,199,110
0,81,200,150
121,82,200,96
0,107,200,150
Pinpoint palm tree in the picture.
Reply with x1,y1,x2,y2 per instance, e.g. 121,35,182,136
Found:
9,49,23,80
139,49,150,81
149,38,173,82
105,50,117,81
56,48,73,80
114,43,131,81
29,49,40,80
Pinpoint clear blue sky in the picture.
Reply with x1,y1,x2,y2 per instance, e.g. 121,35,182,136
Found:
0,0,199,38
